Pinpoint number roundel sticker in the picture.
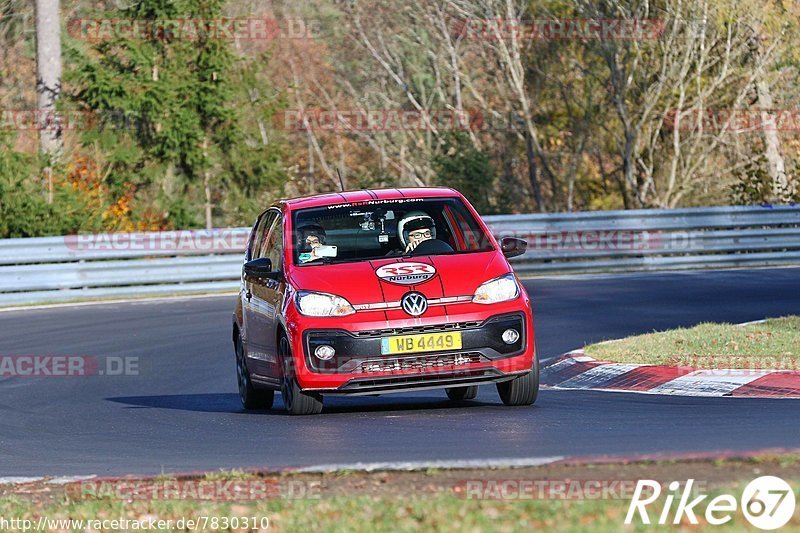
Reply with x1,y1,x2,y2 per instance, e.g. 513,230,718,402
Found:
375,262,437,285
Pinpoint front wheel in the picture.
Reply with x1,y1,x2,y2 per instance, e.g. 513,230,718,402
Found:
235,334,274,410
279,335,323,415
496,355,539,406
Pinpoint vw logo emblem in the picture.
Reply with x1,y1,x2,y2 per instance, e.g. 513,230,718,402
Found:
401,292,428,317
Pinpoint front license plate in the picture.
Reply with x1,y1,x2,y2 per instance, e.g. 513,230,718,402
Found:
380,332,463,355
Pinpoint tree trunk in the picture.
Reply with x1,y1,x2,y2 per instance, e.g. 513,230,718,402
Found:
621,127,639,207
35,0,62,205
755,80,792,202
34,0,63,160
202,137,213,230
524,129,545,212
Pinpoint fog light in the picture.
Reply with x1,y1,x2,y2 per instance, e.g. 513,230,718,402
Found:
314,345,336,361
502,329,520,345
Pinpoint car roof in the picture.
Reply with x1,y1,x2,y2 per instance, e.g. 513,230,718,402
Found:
275,187,461,211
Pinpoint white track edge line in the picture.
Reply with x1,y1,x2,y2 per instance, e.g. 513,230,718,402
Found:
0,292,236,313
545,384,800,399
292,456,566,473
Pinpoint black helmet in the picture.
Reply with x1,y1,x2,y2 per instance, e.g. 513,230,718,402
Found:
297,224,327,251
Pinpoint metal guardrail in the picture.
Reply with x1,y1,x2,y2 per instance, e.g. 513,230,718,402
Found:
0,205,798,306
488,204,800,274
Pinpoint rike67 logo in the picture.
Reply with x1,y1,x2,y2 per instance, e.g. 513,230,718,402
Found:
626,476,795,530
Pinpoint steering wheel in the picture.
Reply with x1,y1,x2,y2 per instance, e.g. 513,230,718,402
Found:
411,239,454,255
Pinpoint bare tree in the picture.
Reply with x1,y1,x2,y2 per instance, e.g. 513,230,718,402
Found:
270,0,800,209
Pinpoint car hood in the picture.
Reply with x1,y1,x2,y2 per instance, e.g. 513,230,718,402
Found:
288,251,510,306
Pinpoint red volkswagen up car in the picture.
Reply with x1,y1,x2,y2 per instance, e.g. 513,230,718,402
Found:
232,187,537,414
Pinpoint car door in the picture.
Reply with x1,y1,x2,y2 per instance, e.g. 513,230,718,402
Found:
242,210,278,378
247,210,286,380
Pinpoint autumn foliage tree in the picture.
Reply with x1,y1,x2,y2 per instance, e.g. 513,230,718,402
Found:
66,0,286,229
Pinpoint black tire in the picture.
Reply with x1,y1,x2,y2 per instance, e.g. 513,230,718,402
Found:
496,354,539,406
279,335,323,415
446,386,478,401
235,333,274,410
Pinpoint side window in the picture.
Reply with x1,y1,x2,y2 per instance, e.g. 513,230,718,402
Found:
449,202,489,251
247,213,271,261
257,212,284,267
443,206,466,250
252,211,278,260
266,216,284,270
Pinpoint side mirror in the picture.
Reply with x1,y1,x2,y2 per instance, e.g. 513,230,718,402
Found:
500,237,528,259
243,258,282,281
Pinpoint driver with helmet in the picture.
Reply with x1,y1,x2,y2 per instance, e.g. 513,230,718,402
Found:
395,211,454,255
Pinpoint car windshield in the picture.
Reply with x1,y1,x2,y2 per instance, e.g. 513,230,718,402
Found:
291,197,494,266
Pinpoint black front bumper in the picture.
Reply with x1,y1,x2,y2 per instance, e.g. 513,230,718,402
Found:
318,368,527,396
303,313,527,374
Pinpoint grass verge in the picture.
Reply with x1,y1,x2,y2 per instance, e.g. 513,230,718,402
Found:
584,316,800,367
2,456,800,531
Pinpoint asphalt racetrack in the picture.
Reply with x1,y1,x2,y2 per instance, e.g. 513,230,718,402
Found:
1,267,798,476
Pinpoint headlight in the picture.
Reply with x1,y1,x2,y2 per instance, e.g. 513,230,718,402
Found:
296,291,356,317
473,273,519,304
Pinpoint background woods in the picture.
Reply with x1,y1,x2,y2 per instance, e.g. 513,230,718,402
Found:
1,0,799,237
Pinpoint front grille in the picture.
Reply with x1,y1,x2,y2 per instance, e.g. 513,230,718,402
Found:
354,321,482,338
356,352,484,374
338,368,505,392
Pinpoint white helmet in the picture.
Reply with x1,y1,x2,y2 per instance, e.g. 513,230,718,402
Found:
397,211,436,247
